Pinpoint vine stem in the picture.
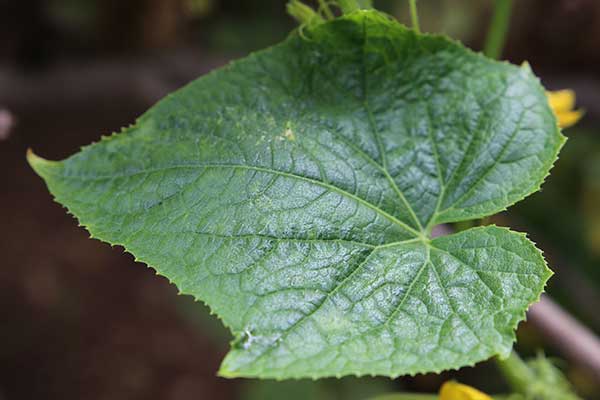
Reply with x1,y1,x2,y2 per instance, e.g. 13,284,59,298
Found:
483,0,514,59
494,351,534,394
408,0,421,33
318,0,335,19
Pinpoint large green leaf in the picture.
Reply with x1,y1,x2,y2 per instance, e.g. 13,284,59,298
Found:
29,10,562,378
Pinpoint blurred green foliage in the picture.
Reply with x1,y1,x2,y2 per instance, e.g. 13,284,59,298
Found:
242,377,393,400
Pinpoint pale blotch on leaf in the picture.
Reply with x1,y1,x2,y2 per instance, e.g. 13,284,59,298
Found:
284,127,296,141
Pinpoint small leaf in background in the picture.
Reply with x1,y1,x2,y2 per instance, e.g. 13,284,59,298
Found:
583,158,600,257
521,354,582,400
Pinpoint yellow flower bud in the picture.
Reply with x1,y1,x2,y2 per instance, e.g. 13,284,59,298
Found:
439,381,493,400
546,89,583,128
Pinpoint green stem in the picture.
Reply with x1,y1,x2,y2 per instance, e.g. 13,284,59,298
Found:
495,351,534,394
287,1,324,25
454,220,476,232
483,0,514,59
318,0,335,19
337,0,358,13
408,0,421,33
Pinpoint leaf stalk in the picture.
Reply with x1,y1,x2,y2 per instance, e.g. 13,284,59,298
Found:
318,0,336,19
287,0,324,25
484,0,514,59
495,351,534,393
408,0,421,33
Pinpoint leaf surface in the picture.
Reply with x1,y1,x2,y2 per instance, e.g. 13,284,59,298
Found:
29,10,561,378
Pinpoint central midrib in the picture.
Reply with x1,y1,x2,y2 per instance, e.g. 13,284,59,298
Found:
55,161,422,238
359,17,425,234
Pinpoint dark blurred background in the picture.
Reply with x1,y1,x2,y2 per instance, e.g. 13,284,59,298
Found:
1,0,600,399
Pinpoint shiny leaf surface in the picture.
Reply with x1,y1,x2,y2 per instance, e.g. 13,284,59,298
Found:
29,10,561,378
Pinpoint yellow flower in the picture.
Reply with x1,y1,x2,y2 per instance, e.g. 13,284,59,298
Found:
439,381,493,400
546,89,583,128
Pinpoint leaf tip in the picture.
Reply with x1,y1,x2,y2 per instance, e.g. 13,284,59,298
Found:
26,148,60,178
216,365,238,379
26,148,43,167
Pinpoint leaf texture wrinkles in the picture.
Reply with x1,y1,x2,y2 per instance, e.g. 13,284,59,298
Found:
29,10,562,378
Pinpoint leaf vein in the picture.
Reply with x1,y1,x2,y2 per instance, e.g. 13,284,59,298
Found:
58,162,421,237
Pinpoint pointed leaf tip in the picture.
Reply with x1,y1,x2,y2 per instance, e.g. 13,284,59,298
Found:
26,149,59,178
